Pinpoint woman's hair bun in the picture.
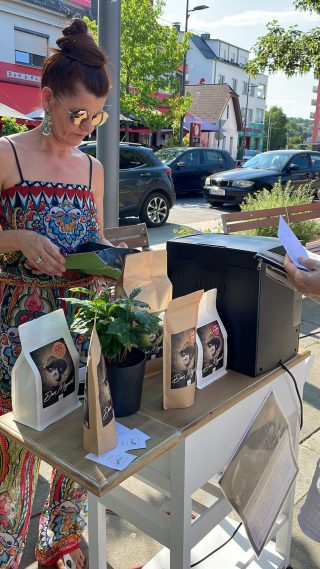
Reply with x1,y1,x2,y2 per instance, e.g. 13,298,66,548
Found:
61,18,88,38
56,18,106,69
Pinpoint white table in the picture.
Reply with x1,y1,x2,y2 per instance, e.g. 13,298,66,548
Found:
0,351,311,569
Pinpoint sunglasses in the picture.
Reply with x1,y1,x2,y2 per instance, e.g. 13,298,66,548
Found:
56,95,109,127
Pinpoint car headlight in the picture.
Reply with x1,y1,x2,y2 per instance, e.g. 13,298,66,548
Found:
205,176,212,185
231,180,255,188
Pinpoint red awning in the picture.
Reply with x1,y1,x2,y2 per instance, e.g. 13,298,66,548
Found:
0,82,41,115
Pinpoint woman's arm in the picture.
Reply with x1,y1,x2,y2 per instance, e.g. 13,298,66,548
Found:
0,138,65,276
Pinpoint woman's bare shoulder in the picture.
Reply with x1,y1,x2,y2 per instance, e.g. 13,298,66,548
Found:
0,136,16,186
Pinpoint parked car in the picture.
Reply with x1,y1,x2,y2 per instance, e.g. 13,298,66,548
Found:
203,150,320,207
155,147,235,195
79,142,176,227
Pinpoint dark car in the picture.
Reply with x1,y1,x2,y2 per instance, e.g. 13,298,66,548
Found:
204,150,320,207
155,146,235,195
79,142,176,227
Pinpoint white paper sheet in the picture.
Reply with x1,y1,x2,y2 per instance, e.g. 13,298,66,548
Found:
86,422,151,470
277,215,319,269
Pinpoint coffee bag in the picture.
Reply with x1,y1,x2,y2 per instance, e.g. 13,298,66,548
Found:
12,309,81,431
83,322,116,456
163,290,203,409
119,250,172,371
196,289,227,389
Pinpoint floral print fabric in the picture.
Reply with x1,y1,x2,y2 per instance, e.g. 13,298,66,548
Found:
0,180,100,566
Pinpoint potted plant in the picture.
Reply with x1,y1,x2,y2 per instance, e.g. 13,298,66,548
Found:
65,286,160,417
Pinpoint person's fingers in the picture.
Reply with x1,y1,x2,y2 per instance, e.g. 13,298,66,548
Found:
297,256,320,271
118,241,128,248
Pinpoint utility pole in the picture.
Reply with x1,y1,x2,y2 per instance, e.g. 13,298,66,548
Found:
97,0,121,227
266,115,272,151
178,3,209,146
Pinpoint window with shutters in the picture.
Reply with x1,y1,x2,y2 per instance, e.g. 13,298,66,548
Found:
14,28,48,68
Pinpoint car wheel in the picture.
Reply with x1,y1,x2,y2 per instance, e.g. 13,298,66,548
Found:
140,192,170,227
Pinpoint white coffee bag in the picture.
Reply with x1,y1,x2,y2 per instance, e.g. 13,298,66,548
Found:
196,289,227,389
12,309,81,430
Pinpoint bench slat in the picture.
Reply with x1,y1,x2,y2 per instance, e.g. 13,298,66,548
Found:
221,203,320,234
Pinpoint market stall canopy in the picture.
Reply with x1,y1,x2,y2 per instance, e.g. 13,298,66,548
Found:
0,102,29,120
184,112,218,132
27,109,133,122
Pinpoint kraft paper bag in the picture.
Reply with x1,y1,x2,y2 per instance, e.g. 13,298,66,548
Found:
83,322,116,456
118,250,173,373
163,290,203,409
196,289,228,389
12,309,81,431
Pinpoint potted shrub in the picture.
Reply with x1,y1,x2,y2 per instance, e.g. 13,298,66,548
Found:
65,286,160,417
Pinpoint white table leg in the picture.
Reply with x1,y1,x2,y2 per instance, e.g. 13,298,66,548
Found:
88,491,106,568
168,442,192,569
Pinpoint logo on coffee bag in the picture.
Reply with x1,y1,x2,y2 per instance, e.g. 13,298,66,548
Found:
30,338,75,408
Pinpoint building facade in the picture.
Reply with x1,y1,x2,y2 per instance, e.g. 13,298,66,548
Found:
0,0,94,115
183,32,268,152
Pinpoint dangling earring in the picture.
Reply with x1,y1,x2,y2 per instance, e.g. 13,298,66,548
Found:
42,109,52,136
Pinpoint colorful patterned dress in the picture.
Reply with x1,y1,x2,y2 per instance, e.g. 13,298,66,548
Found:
0,138,100,567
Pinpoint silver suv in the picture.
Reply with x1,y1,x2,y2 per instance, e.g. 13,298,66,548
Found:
79,142,176,227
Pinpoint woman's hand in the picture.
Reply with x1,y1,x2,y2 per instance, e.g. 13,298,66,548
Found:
18,231,66,277
284,253,320,297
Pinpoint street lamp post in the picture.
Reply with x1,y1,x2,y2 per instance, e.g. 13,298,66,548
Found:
178,3,209,146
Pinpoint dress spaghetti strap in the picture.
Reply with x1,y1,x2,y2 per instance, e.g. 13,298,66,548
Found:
87,154,93,189
4,137,24,183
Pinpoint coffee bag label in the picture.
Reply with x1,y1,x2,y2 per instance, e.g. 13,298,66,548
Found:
97,355,113,427
197,320,224,378
171,327,196,389
30,337,75,409
84,369,89,428
143,311,164,361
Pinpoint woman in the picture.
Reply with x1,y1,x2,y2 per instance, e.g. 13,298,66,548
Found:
0,18,112,569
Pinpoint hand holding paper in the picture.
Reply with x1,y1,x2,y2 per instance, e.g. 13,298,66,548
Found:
277,216,319,270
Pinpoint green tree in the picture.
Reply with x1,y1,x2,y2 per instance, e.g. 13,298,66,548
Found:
264,106,288,150
246,1,320,77
85,0,191,135
0,117,28,136
287,116,313,147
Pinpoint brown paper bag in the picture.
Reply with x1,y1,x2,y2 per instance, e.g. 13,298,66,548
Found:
163,290,203,409
118,250,172,374
83,322,116,456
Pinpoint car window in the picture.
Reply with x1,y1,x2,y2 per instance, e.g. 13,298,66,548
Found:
120,149,148,169
288,154,310,170
311,154,320,171
203,149,224,165
180,150,201,166
243,152,290,170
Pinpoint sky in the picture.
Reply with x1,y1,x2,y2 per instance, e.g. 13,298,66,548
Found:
160,0,320,119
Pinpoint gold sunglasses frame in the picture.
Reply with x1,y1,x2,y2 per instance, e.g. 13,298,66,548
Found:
56,95,109,127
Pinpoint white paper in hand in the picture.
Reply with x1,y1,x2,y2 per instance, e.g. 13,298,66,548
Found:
277,216,319,270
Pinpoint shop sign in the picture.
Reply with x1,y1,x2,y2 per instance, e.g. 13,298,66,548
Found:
189,122,201,147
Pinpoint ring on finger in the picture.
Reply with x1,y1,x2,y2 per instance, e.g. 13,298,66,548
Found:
35,256,43,265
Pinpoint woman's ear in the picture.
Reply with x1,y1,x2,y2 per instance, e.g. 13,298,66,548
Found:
41,87,54,111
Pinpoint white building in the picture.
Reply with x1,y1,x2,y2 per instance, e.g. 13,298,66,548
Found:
181,31,268,152
0,0,93,114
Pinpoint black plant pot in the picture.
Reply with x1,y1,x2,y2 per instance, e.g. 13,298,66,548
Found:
106,348,146,417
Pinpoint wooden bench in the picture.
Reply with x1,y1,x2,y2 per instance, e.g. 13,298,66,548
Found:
103,222,151,250
220,202,320,253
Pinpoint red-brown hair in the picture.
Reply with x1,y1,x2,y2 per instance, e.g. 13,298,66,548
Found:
41,18,111,97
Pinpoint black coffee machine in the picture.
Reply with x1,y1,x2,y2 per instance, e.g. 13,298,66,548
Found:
167,233,302,377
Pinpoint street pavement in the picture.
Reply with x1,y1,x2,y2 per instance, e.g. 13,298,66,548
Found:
20,220,320,569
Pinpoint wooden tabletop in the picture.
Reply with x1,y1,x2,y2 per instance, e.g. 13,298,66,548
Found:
0,350,309,497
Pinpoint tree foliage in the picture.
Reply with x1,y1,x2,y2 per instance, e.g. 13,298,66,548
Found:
246,0,320,77
287,116,312,146
85,0,191,131
0,117,28,136
264,106,288,150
